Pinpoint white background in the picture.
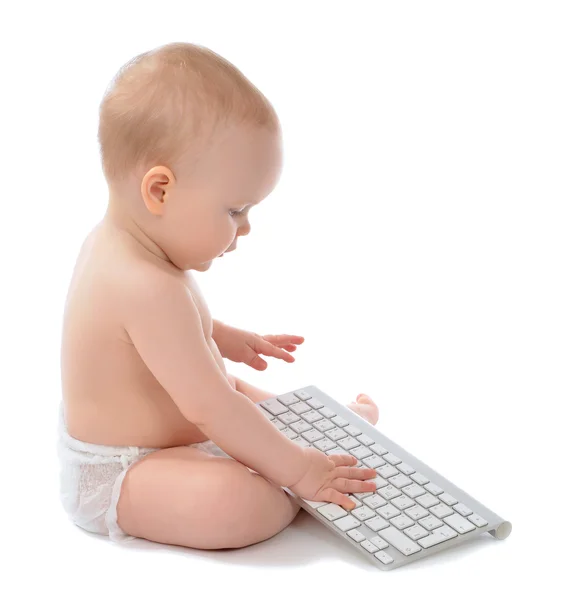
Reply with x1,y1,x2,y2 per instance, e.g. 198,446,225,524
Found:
1,0,576,597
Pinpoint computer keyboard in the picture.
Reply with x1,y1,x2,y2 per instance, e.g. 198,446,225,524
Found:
256,385,512,571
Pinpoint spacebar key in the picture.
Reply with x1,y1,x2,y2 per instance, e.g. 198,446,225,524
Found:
379,527,422,556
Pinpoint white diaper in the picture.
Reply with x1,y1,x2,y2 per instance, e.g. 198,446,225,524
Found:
56,404,231,542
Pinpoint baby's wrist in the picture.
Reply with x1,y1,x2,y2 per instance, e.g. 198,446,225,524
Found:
284,445,313,489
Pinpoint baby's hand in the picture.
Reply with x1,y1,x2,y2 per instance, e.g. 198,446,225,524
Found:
213,322,304,371
288,448,377,510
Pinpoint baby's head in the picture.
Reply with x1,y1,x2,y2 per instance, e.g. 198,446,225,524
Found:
98,42,283,271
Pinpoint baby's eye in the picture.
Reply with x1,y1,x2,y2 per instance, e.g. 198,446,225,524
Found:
229,208,245,217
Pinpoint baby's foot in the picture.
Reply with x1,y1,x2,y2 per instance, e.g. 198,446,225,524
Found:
347,394,379,426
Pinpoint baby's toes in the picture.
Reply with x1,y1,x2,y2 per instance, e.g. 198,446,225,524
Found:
356,393,375,406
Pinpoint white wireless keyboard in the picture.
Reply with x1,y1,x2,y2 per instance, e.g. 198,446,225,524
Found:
256,385,512,571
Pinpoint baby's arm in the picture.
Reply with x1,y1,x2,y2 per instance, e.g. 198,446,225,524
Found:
122,271,309,488
228,374,276,404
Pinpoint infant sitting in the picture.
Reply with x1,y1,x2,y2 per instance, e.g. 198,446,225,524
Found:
58,41,380,550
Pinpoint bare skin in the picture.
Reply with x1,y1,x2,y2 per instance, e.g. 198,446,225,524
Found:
61,122,380,549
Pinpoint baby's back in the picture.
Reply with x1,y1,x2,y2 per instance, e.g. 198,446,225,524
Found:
61,221,218,447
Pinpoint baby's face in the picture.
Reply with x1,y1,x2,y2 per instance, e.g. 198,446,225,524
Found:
158,124,283,271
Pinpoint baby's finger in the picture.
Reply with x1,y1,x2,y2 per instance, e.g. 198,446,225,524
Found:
263,334,304,346
332,465,377,480
317,486,356,511
328,454,358,468
260,342,295,362
331,477,377,494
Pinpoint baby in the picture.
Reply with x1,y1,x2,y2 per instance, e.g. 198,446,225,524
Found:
58,42,381,550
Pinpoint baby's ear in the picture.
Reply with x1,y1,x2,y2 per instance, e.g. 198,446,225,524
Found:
141,166,175,215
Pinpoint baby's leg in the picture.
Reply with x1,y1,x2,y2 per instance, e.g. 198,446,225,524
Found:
116,446,300,550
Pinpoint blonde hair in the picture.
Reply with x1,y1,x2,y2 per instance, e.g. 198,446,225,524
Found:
98,42,279,185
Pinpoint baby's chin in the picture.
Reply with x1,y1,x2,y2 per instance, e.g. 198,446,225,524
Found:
192,260,213,272
188,251,227,271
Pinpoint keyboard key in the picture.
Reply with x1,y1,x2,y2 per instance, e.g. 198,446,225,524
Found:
370,535,389,549
384,453,402,465
363,494,387,510
376,464,399,479
345,425,362,437
444,513,476,534
334,515,361,532
416,493,440,509
468,513,488,528
404,524,429,541
376,504,401,519
365,516,389,531
351,445,373,459
337,436,360,451
281,428,298,440
369,476,388,489
345,495,363,509
319,406,336,418
306,397,324,409
303,499,327,508
325,427,348,441
362,455,387,469
405,505,429,520
424,483,444,496
411,472,430,485
292,436,310,448
439,493,458,506
277,394,300,406
369,444,388,455
294,390,312,401
378,527,422,556
301,429,324,443
377,484,402,501
390,515,415,530
401,483,426,499
397,462,415,475
375,550,394,565
258,405,275,420
361,540,379,553
314,438,337,452
331,416,349,427
301,409,323,423
418,525,458,549
347,528,366,542
453,503,473,517
352,506,376,521
389,474,413,489
289,419,312,434
354,491,374,500
391,494,415,510
418,515,443,531
291,401,312,415
261,398,289,416
313,418,335,432
270,418,285,430
357,434,375,446
318,504,348,521
278,411,301,425
429,503,454,519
